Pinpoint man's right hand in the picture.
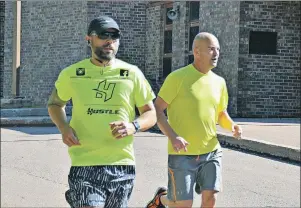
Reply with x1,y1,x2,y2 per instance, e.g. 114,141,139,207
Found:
61,126,80,147
170,136,189,152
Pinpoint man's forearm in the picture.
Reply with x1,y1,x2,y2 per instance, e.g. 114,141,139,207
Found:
135,109,157,131
48,105,69,133
218,111,235,131
156,110,177,139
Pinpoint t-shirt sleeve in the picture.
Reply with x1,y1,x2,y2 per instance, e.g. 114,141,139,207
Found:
54,69,72,102
218,79,229,114
158,72,179,104
134,68,156,107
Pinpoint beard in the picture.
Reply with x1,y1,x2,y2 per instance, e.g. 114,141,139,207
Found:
94,44,117,61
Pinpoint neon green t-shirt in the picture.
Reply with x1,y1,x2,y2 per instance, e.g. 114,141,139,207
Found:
158,64,228,155
55,58,155,166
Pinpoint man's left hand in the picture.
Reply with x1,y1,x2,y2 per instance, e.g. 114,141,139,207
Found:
109,121,136,139
232,124,242,139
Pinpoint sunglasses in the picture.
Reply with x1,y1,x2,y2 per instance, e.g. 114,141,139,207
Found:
91,31,121,40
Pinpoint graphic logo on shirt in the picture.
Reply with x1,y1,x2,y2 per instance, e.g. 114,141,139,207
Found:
93,80,116,102
76,68,85,76
86,107,120,115
120,69,129,77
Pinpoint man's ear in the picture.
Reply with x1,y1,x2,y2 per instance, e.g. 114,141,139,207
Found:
193,48,198,56
85,35,91,46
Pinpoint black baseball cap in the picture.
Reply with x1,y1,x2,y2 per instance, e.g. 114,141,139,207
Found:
87,16,120,35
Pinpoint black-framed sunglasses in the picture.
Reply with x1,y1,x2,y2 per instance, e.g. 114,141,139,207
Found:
91,31,121,40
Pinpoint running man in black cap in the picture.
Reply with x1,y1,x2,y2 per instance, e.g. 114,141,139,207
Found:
48,16,157,208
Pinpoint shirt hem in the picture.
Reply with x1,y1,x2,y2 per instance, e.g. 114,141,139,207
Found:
70,161,136,166
167,144,220,155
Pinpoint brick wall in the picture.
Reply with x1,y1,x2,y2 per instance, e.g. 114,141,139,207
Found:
3,1,148,106
145,3,163,93
198,1,241,116
87,1,147,72
0,1,4,98
3,1,300,117
19,1,87,106
3,2,13,99
172,2,188,70
238,1,301,117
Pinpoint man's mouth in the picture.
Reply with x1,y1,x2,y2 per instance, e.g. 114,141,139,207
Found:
103,47,113,51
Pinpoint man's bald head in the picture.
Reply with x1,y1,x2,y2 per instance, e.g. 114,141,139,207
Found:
192,32,220,72
192,32,219,50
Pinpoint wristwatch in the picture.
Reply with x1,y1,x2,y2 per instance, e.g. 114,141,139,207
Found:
132,120,141,133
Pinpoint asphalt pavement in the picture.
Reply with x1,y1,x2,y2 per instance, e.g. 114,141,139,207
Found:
1,127,300,207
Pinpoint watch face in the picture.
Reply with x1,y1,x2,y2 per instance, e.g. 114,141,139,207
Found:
133,121,140,131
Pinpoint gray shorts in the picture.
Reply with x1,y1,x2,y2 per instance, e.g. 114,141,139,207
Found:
167,148,222,202
65,165,135,208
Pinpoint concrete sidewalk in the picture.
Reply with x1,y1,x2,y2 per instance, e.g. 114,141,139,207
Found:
216,118,300,163
1,108,300,162
218,118,300,148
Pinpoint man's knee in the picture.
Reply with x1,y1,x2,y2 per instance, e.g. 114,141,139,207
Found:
169,199,193,208
201,190,218,208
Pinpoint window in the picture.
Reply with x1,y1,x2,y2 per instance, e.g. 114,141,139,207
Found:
164,30,172,53
189,26,199,51
162,3,173,78
189,1,200,21
187,2,200,64
163,57,172,78
249,31,277,55
188,55,194,64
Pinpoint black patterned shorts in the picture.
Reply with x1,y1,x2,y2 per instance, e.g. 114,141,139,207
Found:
65,165,135,208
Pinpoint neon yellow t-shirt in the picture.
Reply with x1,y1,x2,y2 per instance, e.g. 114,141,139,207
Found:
158,64,228,155
55,59,155,166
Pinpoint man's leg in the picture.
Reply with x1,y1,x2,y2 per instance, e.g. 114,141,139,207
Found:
65,166,107,208
104,165,136,208
146,155,198,208
201,190,218,208
146,186,193,208
195,148,223,208
160,194,193,208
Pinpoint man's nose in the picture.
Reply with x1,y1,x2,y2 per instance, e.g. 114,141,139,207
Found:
213,49,219,56
106,38,114,44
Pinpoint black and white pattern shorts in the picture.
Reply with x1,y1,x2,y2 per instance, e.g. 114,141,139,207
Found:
65,165,135,208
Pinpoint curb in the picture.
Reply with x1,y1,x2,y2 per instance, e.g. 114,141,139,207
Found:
0,116,71,127
0,107,72,117
218,133,300,163
0,117,54,126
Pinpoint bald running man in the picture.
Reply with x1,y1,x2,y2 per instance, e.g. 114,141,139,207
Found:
145,32,242,208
